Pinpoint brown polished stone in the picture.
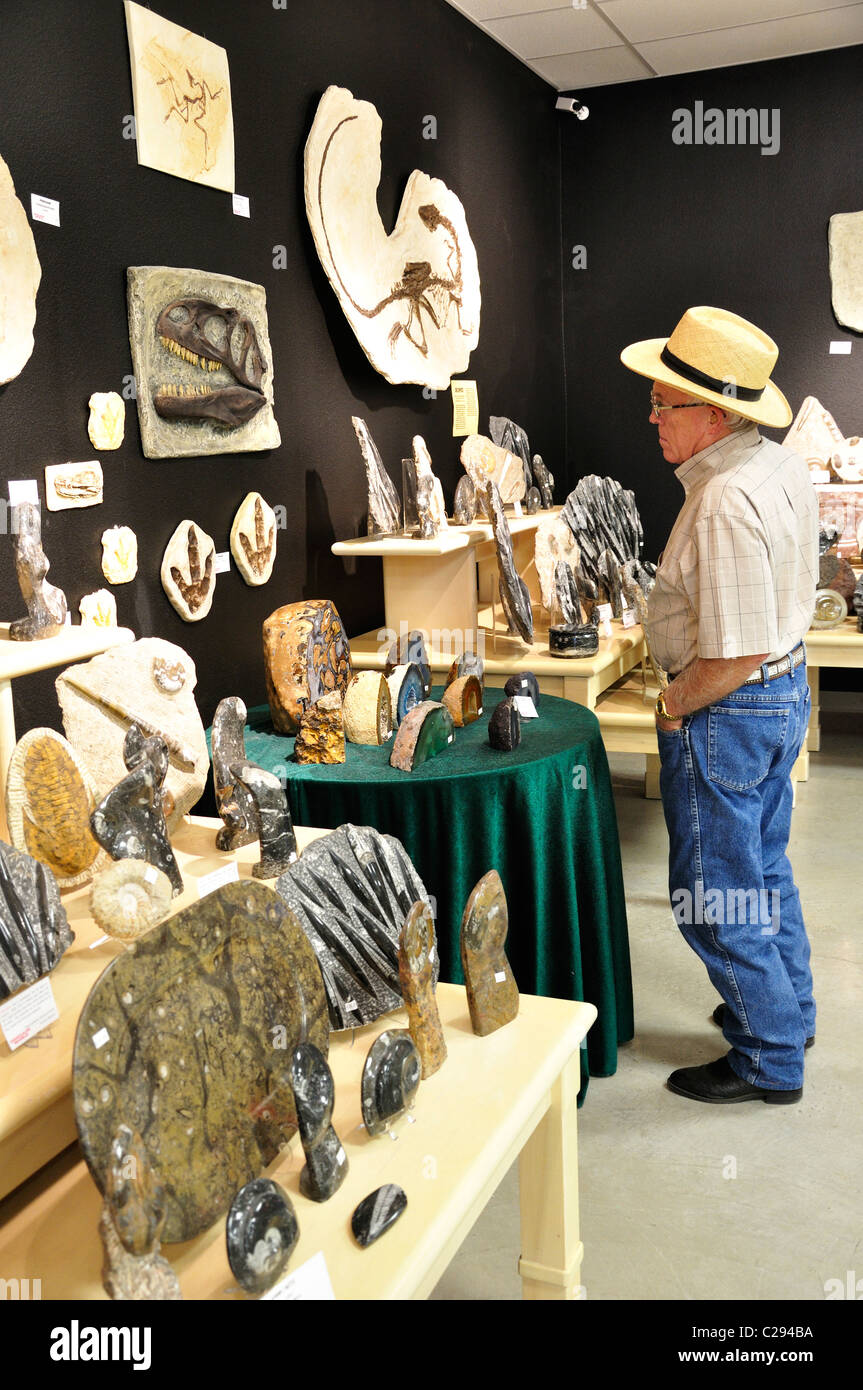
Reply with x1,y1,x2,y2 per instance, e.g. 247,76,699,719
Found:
5,728,103,889
441,674,482,727
294,690,346,765
263,599,352,735
389,700,454,771
74,879,328,1243
398,901,446,1079
460,869,519,1037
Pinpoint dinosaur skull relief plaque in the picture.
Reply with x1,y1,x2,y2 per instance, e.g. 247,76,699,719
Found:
304,87,481,391
127,266,280,458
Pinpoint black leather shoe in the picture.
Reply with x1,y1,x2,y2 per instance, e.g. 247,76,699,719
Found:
712,1002,814,1049
667,1056,803,1104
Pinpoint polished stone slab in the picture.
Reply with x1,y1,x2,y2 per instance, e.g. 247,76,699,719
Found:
351,1183,407,1248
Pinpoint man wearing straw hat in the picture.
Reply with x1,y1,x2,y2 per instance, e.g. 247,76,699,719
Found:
621,307,818,1104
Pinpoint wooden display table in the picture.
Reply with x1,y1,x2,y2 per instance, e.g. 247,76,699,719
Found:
0,983,595,1300
803,617,863,758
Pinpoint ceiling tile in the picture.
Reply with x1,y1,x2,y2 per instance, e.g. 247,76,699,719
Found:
485,7,622,57
599,0,863,44
638,8,863,75
531,44,651,89
444,0,572,22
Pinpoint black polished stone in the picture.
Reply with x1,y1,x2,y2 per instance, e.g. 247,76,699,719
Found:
532,454,554,509
453,473,477,525
549,623,600,658
853,573,863,632
229,761,298,878
490,414,533,494
90,726,183,896
351,1184,407,1248
562,474,645,597
0,841,73,1000
488,697,521,750
211,697,257,851
226,1178,299,1296
553,557,581,624
290,1042,348,1203
361,1029,421,1136
504,672,540,708
485,481,533,644
525,486,541,514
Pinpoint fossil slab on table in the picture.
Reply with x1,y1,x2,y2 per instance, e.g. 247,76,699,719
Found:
226,1178,298,1296
0,839,74,1001
5,728,104,889
304,86,480,390
461,434,525,505
128,266,279,458
361,1030,421,1136
460,869,519,1036
90,725,183,896
0,151,41,384
828,210,863,334
264,599,352,735
399,901,446,1079
74,879,328,1243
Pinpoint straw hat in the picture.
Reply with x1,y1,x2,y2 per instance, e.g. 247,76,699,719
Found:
620,306,792,428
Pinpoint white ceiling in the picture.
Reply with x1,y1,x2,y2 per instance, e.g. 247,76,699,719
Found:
444,0,863,90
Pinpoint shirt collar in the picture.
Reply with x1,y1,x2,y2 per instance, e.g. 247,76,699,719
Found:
674,423,762,494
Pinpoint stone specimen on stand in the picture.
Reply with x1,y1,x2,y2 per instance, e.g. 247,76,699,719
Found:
90,725,183,897
504,671,540,709
342,671,393,745
525,487,540,514
453,473,477,525
488,697,521,751
9,502,68,640
549,622,599,658
101,526,138,584
304,85,480,390
490,414,533,495
230,492,277,586
810,590,848,628
782,395,862,482
294,690,346,764
90,859,173,942
45,460,103,511
263,599,352,735
352,1184,407,1248
0,150,41,384
818,551,857,605
127,265,280,458
88,391,125,450
445,651,484,687
534,514,580,614
0,841,74,1000
5,728,103,889
275,823,434,1030
412,436,448,532
290,1042,349,1203
553,558,581,624
398,900,446,1079
352,416,401,535
460,869,518,1037
229,763,297,878
561,475,644,599
486,481,533,643
385,631,431,697
161,520,216,622
226,1179,299,1296
385,663,425,726
211,697,257,850
390,700,454,771
461,434,525,505
361,1029,421,1136
442,673,482,727
853,573,863,631
79,590,118,627
828,210,863,334
532,455,554,509
99,1124,181,1301
56,637,208,832
74,879,328,1243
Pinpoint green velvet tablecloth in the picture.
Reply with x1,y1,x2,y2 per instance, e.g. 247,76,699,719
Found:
215,689,633,1100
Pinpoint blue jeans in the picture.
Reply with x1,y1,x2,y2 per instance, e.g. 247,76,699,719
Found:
657,658,814,1090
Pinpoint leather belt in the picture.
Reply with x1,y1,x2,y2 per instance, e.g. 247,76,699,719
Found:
743,644,805,685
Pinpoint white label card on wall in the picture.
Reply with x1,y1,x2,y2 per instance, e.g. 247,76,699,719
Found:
213,551,232,574
8,479,40,505
451,380,479,437
198,861,239,897
829,341,852,354
31,194,60,226
513,695,538,719
0,977,59,1052
263,1250,335,1301
232,193,251,218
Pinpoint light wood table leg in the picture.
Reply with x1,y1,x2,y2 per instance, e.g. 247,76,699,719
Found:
518,1051,585,1300
807,666,820,752
645,753,661,800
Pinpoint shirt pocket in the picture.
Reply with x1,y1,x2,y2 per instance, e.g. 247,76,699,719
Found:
707,706,789,790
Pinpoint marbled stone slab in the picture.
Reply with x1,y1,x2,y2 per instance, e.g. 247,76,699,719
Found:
304,85,480,391
535,515,580,613
56,637,209,833
488,697,520,750
442,673,482,727
399,901,446,1079
486,482,533,643
548,623,599,658
351,1184,407,1248
829,210,863,333
264,599,352,735
0,151,41,385
229,762,298,879
90,726,184,897
9,502,67,641
504,671,539,709
385,631,431,698
45,460,103,511
453,473,477,525
88,392,125,450
294,690,346,765
90,859,173,942
489,414,532,494
352,417,401,536
101,526,138,584
275,823,435,1031
389,700,454,770
461,435,525,505
385,663,424,727
460,869,519,1037
127,265,279,458
211,697,257,851
343,671,393,745
226,1178,298,1296
361,1029,421,1136
5,728,103,889
230,492,277,586
412,435,448,532
100,1125,181,1301
0,840,74,1000
161,519,216,622
79,590,118,627
291,1042,348,1203
561,474,644,597
74,879,328,1243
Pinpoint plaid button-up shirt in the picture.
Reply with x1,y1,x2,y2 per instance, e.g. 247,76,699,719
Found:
647,425,818,675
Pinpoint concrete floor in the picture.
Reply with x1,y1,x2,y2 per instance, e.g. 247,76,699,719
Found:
431,728,863,1301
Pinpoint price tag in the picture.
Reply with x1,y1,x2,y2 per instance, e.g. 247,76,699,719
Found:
31,194,60,226
829,341,852,355
451,380,478,437
8,479,40,505
494,970,506,983
512,500,523,518
89,934,110,949
0,977,59,1051
513,695,538,719
262,1251,335,1301
92,1027,110,1050
144,865,159,885
213,551,231,574
622,608,637,629
232,193,251,218
198,861,239,897
597,603,612,622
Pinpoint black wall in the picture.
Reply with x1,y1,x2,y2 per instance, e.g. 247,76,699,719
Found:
0,0,564,736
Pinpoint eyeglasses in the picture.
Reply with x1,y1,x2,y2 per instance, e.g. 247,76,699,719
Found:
650,394,706,416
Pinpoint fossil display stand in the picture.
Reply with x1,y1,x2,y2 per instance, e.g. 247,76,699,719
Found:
0,623,135,838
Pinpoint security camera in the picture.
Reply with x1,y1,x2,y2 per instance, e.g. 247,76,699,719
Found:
555,96,589,119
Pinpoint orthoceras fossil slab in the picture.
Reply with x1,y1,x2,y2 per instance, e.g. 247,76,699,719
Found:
304,86,481,390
